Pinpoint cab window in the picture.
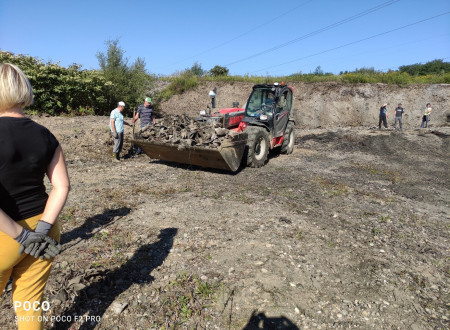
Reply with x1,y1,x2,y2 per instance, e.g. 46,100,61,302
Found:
246,89,274,117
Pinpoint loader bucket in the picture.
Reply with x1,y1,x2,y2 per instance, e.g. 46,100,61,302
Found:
131,132,248,172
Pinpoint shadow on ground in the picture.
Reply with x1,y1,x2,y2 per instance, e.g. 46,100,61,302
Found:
55,227,178,330
61,207,131,248
243,311,300,329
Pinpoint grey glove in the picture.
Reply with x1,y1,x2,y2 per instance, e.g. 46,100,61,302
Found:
35,220,53,235
36,242,62,260
113,131,119,138
15,228,61,260
25,220,58,259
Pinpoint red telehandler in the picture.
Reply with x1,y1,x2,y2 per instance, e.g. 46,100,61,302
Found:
132,83,296,172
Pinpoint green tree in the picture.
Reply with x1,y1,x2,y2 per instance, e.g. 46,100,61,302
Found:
399,59,450,76
187,62,205,76
209,65,229,77
126,57,153,107
313,65,324,75
96,38,154,113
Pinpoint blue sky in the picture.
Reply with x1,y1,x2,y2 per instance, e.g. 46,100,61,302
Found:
0,0,449,76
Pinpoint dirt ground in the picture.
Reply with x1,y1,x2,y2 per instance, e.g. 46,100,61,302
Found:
1,114,449,329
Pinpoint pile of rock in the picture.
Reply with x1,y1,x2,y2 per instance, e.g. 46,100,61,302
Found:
136,115,239,148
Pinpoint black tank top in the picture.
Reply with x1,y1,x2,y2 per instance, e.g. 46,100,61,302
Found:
0,117,59,221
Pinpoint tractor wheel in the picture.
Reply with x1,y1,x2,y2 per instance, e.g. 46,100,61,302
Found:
245,127,270,168
280,122,295,154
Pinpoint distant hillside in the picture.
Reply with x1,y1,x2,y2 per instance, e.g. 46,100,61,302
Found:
159,81,450,128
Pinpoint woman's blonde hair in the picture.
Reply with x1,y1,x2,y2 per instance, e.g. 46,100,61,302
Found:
0,63,34,112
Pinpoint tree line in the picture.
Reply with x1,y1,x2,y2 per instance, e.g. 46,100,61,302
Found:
0,40,448,116
0,39,232,116
398,59,450,76
1,39,156,116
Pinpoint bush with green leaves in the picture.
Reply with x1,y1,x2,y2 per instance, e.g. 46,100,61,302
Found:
0,51,112,115
399,59,450,76
209,65,229,77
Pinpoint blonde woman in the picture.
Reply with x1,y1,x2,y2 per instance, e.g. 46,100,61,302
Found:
0,63,70,329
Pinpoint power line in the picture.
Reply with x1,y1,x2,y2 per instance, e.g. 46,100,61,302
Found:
154,0,315,70
225,0,401,67
250,11,450,74
289,33,450,73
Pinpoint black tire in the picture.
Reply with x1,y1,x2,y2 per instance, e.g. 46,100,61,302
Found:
245,126,270,168
280,122,295,154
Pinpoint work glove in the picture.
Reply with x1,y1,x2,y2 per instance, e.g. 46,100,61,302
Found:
23,220,52,256
30,220,61,259
34,220,53,235
15,228,62,260
113,132,119,139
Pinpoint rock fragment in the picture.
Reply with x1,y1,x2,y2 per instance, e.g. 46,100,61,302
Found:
136,114,237,149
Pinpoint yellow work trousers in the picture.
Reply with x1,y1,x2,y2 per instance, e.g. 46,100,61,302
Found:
0,214,60,330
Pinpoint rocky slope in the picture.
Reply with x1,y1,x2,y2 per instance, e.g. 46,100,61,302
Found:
160,81,450,128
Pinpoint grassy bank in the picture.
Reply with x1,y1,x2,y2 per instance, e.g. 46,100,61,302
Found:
156,71,450,102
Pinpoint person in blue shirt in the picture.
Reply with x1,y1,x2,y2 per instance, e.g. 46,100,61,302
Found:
379,103,388,129
110,101,132,161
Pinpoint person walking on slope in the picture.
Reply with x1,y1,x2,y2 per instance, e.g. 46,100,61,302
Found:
394,103,404,130
110,101,132,161
379,103,388,129
420,103,432,128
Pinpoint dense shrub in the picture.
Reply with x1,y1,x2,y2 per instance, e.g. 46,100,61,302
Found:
399,59,450,76
1,41,156,116
209,65,229,77
1,51,112,115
